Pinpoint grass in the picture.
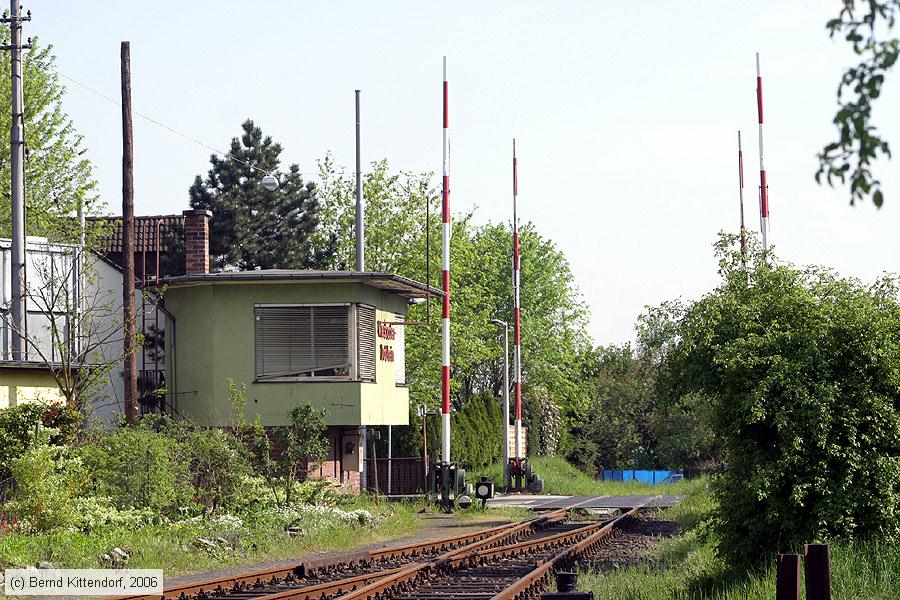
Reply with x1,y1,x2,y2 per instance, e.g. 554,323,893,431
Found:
0,499,425,575
576,478,900,599
469,456,900,599
473,455,696,497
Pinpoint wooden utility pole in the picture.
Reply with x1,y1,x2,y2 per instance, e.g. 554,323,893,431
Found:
121,41,138,424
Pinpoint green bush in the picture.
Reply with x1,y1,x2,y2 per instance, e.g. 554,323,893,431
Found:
657,234,900,566
78,416,253,515
185,427,251,512
451,393,503,470
4,436,86,532
0,402,81,479
78,420,193,513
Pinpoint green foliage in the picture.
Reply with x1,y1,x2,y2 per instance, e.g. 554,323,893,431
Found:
4,434,86,532
77,415,253,517
0,402,81,479
653,392,719,470
568,345,651,471
563,322,721,475
474,455,697,497
0,34,99,240
536,393,562,455
189,120,333,270
448,393,503,470
0,494,423,572
185,427,251,512
228,379,330,506
818,0,900,207
657,233,900,566
580,479,900,600
77,419,193,513
315,158,589,466
282,403,329,505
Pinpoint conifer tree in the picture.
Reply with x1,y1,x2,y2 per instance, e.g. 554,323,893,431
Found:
189,120,333,271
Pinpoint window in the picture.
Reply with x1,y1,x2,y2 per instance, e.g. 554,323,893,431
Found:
254,303,379,382
255,304,351,381
357,304,376,381
1,243,78,362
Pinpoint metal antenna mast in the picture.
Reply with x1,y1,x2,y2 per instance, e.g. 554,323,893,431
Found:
1,2,32,360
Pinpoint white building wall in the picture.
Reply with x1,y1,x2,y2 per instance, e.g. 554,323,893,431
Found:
0,239,164,425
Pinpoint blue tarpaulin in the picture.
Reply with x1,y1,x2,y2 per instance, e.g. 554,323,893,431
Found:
601,470,683,484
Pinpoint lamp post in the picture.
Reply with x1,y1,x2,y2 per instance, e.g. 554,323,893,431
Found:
489,319,510,492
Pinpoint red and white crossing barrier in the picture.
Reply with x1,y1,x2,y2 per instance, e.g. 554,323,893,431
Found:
441,56,451,463
512,140,523,461
756,52,769,250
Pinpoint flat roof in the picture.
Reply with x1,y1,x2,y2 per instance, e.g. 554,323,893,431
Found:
157,270,443,299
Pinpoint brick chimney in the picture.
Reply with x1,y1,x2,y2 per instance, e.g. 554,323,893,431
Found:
183,209,211,275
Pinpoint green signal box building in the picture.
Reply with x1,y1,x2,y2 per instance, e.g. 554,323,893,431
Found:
158,210,437,490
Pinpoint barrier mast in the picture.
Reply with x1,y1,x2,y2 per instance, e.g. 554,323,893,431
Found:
756,52,770,250
440,57,452,469
738,130,748,267
512,139,523,465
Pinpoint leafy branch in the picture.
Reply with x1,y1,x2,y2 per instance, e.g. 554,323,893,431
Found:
817,0,900,207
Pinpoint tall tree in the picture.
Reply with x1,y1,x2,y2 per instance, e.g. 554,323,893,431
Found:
189,120,332,271
657,233,900,566
316,158,591,463
817,0,900,207
0,34,98,240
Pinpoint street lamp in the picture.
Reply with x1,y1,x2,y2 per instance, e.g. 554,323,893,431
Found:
260,173,279,191
489,318,511,492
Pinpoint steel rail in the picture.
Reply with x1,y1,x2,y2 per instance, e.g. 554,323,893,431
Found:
332,509,569,600
369,520,523,561
490,505,644,600
111,509,567,600
235,565,410,600
447,520,613,568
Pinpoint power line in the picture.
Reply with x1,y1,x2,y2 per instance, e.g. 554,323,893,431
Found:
59,71,350,180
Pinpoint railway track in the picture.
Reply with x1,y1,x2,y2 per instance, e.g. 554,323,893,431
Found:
117,502,656,600
116,509,568,600
334,507,644,600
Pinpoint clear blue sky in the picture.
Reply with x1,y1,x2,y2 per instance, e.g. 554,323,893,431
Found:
32,0,900,345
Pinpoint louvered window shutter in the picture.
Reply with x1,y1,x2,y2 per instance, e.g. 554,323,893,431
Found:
357,305,376,381
394,313,406,385
255,305,351,380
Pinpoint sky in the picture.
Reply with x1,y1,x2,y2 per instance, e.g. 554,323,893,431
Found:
29,0,900,345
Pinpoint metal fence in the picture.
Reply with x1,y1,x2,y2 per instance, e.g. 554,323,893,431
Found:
364,457,426,495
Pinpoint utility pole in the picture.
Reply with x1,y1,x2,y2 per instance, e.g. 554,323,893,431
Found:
2,2,32,361
355,90,364,272
490,319,510,491
121,41,138,424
